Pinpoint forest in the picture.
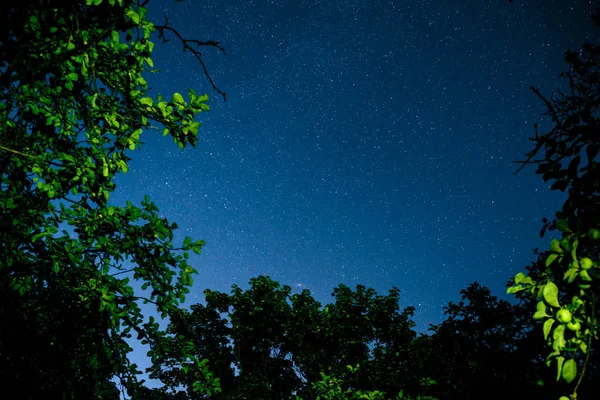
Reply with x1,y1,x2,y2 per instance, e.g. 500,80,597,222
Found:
0,1,598,399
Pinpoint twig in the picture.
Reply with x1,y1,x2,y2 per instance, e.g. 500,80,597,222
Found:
110,268,136,277
155,16,227,102
572,292,596,398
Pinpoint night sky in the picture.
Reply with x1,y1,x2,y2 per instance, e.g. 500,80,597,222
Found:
112,0,598,332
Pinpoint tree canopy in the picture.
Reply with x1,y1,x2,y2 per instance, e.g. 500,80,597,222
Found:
507,11,600,400
149,276,419,399
0,0,222,398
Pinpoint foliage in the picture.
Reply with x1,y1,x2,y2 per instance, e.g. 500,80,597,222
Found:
412,283,554,400
508,12,600,399
0,0,224,398
3,1,598,399
153,275,568,400
307,365,437,400
149,275,427,399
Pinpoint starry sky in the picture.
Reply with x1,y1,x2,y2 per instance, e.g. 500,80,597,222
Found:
112,0,598,331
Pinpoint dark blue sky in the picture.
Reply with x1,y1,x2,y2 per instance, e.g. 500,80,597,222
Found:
114,0,597,330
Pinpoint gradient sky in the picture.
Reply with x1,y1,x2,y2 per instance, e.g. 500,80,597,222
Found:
112,0,598,333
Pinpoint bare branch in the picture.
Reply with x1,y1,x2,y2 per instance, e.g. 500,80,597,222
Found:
514,123,545,174
530,86,560,124
155,16,227,102
110,268,136,277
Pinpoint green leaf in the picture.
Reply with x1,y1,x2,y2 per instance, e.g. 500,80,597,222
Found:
561,359,577,384
533,301,549,320
543,318,555,341
172,92,185,105
506,285,524,294
4,198,16,209
188,121,201,136
543,281,560,308
193,93,209,107
555,356,565,382
552,324,566,352
66,72,78,81
545,253,559,267
126,9,140,24
550,239,563,253
563,268,578,283
139,97,153,106
556,219,570,233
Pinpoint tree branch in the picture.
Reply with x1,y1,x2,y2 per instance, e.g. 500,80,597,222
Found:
155,15,227,102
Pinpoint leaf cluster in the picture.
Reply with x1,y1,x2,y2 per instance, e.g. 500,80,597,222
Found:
0,1,221,398
508,11,600,399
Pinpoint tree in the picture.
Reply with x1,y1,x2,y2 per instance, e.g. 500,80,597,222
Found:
416,282,552,400
151,275,424,399
508,250,600,399
0,0,224,398
508,9,600,399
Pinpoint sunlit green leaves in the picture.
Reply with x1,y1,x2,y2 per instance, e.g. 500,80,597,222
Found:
506,284,525,294
562,359,577,384
514,271,533,285
542,281,560,308
579,340,588,354
172,92,185,106
139,97,154,107
552,324,566,352
563,268,578,283
0,0,217,397
126,8,140,24
507,41,600,400
534,301,549,320
555,356,565,381
550,239,563,253
507,271,536,295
